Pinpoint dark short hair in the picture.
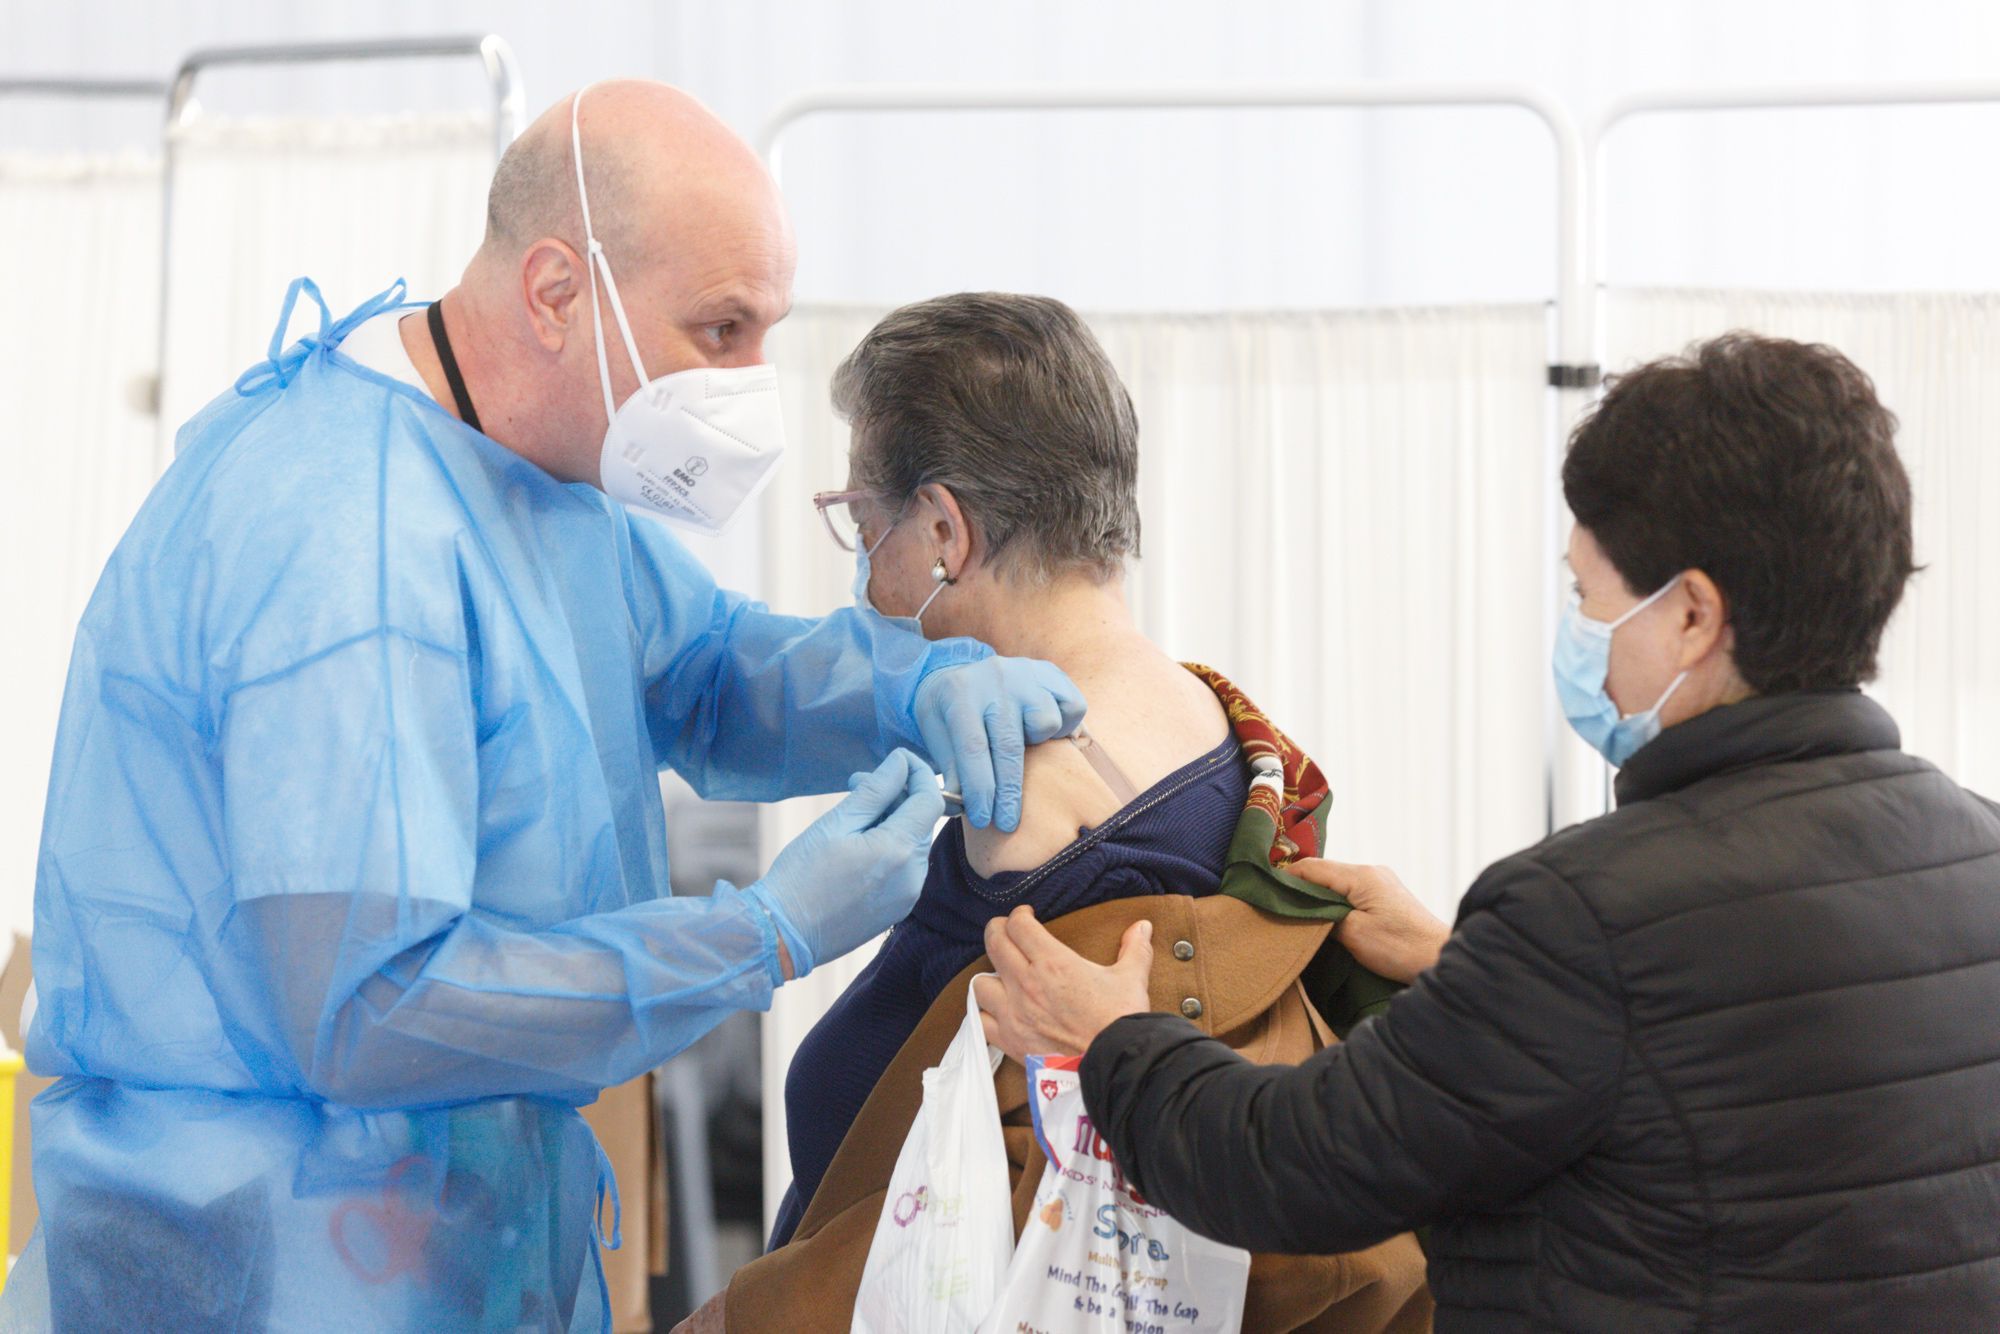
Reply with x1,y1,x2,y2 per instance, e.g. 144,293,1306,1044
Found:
1563,333,1916,694
831,293,1141,581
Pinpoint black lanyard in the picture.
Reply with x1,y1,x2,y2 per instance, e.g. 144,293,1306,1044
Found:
426,301,484,434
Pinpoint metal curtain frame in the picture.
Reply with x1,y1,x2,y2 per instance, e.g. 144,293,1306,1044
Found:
1580,83,2000,816
757,83,1593,836
0,78,169,103
156,34,527,454
1594,81,2000,292
166,34,526,159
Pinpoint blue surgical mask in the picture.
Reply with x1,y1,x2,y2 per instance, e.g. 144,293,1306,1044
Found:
1554,576,1689,768
853,512,949,634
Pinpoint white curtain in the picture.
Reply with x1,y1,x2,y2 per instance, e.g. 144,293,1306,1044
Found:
756,301,1555,1226
157,111,496,450
0,152,164,939
0,113,498,941
1603,288,2000,801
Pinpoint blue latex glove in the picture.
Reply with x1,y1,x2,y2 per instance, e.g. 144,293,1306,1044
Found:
912,657,1087,833
747,749,946,978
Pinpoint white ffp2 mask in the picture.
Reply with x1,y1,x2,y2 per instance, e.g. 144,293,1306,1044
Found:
571,86,787,534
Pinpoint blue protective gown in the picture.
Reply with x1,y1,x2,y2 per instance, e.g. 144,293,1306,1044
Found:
17,281,982,1331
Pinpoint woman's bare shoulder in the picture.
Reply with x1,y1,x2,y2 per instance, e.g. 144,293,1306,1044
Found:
961,659,1232,880
962,739,1117,879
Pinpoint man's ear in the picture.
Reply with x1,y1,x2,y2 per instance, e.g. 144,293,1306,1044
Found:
921,484,976,577
1678,568,1734,670
521,239,584,352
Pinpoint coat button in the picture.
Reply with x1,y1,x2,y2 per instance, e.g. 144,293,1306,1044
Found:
1172,940,1195,962
1180,997,1204,1020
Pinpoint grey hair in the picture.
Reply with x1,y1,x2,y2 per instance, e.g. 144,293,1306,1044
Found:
482,103,635,262
832,293,1142,583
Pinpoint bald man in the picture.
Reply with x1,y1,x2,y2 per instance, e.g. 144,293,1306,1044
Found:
12,82,1082,1330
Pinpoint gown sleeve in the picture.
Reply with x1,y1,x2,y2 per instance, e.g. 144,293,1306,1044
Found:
622,514,988,802
219,627,785,1108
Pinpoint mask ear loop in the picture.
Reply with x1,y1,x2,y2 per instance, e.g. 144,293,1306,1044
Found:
1602,575,1693,721
909,488,957,624
912,557,953,624
1632,670,1692,722
1606,574,1685,632
860,491,919,560
571,86,657,429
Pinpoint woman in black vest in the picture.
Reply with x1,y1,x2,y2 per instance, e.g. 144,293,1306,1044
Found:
977,333,2000,1331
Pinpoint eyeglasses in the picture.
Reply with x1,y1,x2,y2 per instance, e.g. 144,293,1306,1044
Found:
812,489,873,552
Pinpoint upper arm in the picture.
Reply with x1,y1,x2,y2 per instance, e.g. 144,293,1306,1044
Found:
221,631,477,903
212,610,480,1090
620,510,734,685
620,509,944,798
963,739,1121,876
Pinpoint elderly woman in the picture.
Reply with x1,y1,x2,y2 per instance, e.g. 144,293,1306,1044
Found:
979,333,2000,1329
683,293,1429,1332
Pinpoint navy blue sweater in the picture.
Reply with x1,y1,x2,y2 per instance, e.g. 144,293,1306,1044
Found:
769,733,1247,1249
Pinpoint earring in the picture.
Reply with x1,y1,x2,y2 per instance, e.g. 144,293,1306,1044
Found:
912,557,954,626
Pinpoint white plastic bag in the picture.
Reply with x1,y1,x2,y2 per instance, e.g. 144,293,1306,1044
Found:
852,981,1017,1333
979,1054,1251,1334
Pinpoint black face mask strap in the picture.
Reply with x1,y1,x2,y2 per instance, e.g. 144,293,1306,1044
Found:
426,301,484,434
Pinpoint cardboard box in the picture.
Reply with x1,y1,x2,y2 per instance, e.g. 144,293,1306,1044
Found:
580,1072,668,1333
0,934,666,1329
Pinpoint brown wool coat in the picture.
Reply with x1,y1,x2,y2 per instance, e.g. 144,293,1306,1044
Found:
725,894,1433,1332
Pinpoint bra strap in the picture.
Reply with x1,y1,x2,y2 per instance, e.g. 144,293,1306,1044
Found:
1068,727,1141,806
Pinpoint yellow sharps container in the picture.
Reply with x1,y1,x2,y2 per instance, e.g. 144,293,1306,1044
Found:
0,1047,21,1293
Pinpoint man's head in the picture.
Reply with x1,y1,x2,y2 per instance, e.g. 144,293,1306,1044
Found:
1562,333,1916,733
462,81,796,483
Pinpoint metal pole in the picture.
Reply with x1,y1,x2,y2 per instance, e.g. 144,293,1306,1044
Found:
164,35,528,160
0,78,170,101
1604,79,2000,122
757,81,1589,837
156,34,527,459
